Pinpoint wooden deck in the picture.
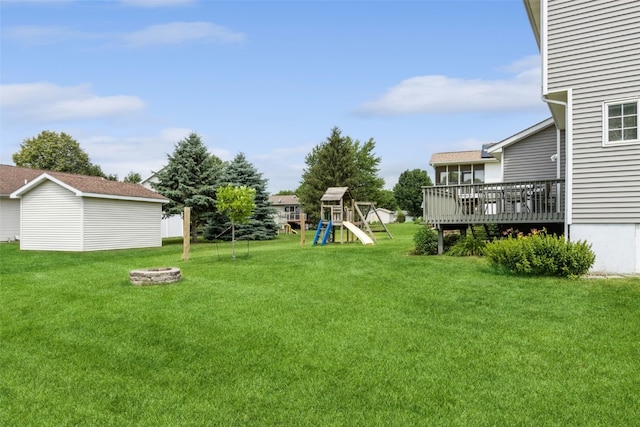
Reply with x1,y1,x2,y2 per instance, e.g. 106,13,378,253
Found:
422,179,565,227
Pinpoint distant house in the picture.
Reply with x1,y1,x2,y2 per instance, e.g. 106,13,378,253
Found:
424,118,565,237
485,118,564,182
430,147,502,185
268,195,303,229
3,165,168,251
423,0,640,274
140,171,183,238
365,208,396,224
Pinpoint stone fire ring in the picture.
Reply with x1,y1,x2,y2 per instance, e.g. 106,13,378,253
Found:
130,267,181,286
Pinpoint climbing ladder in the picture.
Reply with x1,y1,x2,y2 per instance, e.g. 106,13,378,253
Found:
312,220,333,245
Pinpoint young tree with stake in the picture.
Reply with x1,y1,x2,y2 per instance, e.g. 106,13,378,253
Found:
216,184,256,259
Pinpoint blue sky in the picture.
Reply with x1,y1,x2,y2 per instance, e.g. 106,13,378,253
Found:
1,0,550,193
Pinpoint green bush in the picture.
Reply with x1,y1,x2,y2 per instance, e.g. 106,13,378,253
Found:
396,210,406,223
443,232,460,251
447,235,486,256
485,231,595,277
413,226,439,255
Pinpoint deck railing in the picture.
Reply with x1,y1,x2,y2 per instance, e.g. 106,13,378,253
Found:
275,211,302,222
422,179,565,225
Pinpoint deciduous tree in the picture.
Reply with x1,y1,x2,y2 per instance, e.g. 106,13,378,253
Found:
12,130,105,176
393,169,433,218
216,184,256,259
124,172,142,183
377,189,398,211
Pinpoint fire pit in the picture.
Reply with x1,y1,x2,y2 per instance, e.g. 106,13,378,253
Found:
129,267,181,286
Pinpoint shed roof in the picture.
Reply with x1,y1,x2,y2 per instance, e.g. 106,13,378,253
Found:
0,164,42,196
2,164,167,202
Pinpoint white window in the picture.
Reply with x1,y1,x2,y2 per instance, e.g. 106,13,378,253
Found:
604,99,638,146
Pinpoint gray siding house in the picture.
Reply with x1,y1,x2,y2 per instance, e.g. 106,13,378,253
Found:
268,194,303,230
424,118,566,246
6,166,168,251
487,118,566,182
524,0,640,274
423,1,639,274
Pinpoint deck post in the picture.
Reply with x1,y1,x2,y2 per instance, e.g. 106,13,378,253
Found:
437,227,444,255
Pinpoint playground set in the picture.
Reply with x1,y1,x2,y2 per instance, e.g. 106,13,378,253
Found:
312,187,393,246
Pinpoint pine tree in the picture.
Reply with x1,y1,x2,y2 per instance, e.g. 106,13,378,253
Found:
204,153,277,241
151,133,224,242
297,127,384,222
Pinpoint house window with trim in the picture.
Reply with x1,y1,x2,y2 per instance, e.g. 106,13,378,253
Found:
604,99,638,145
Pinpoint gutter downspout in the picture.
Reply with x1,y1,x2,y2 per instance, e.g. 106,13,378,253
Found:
543,93,572,239
555,128,561,180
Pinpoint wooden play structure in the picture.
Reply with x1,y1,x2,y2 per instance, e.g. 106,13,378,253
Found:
313,187,393,246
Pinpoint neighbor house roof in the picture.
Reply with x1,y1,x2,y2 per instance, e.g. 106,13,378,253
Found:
429,150,498,166
268,195,300,206
2,164,168,202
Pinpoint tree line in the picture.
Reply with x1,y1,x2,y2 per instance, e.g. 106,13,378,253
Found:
12,128,433,240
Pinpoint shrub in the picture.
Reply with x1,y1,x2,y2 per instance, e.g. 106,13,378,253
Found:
485,230,595,277
413,226,439,255
396,210,406,223
443,232,460,251
447,235,486,256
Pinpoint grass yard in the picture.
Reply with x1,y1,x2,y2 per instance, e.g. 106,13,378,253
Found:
1,223,639,426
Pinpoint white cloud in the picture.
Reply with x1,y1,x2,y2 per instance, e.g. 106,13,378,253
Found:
358,56,542,116
80,128,237,179
454,137,494,151
123,22,246,47
120,0,195,7
499,54,540,73
4,21,245,47
81,128,191,179
0,82,145,122
1,25,99,46
157,127,194,144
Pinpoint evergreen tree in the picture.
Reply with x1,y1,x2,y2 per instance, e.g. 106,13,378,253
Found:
152,133,224,242
297,127,384,222
204,153,277,241
393,168,433,218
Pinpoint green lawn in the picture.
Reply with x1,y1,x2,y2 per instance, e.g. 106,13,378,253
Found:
1,223,639,426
